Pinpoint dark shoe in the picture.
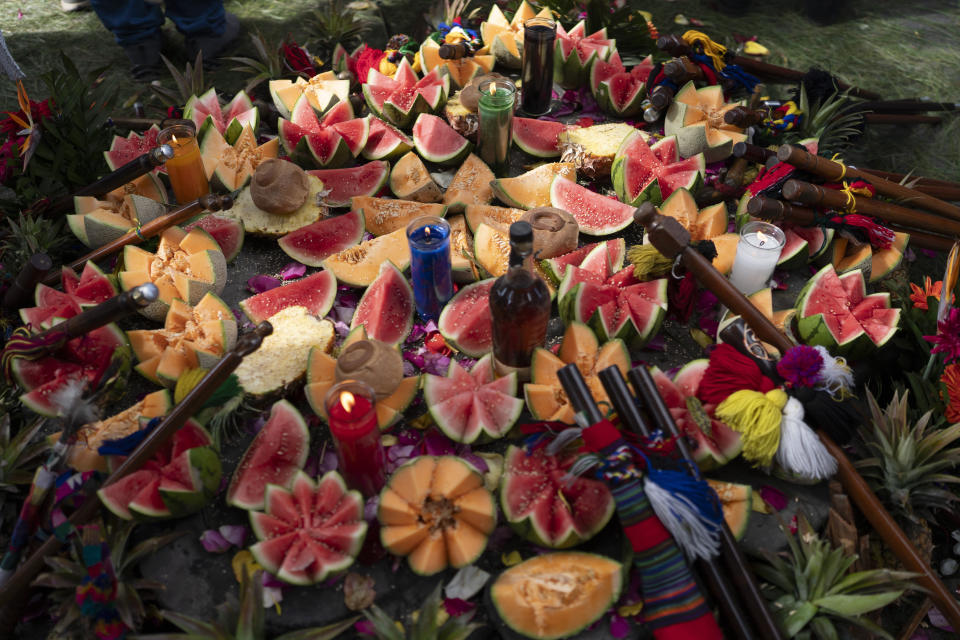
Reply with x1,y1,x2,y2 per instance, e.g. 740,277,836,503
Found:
122,35,163,82
186,12,240,68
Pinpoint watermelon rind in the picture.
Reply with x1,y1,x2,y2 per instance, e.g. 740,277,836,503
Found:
239,270,338,324
226,400,310,510
278,210,365,267
154,447,223,518
553,22,615,90
184,214,245,263
362,118,414,161
777,229,810,271
437,278,495,357
412,114,473,165
349,261,415,346
549,176,633,235
307,161,390,208
512,117,565,158
611,133,704,207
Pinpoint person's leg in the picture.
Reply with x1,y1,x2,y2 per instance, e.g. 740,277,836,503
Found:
88,0,164,79
164,0,239,65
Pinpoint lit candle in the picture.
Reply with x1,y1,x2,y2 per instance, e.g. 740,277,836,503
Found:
477,78,516,176
325,380,386,497
157,123,210,204
406,216,453,323
728,221,786,294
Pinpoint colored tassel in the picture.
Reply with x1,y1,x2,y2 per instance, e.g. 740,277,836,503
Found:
775,397,838,480
681,30,727,71
715,388,787,466
812,346,854,397
628,244,674,280
697,343,777,405
1,326,68,383
644,466,723,561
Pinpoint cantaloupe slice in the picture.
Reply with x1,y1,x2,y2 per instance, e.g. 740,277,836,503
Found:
524,322,629,423
351,196,448,236
119,226,227,322
479,1,549,68
127,292,237,387
711,233,740,275
322,226,412,287
473,223,555,297
664,82,747,163
464,204,524,233
378,455,496,575
706,479,753,540
389,151,442,203
67,174,168,248
832,232,908,283
657,187,729,242
443,153,494,212
491,163,577,209
269,72,350,118
447,214,476,281
419,39,495,88
200,125,279,192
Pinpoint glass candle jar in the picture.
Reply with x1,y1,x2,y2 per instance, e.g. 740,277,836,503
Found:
157,123,210,204
324,380,386,497
728,221,786,294
477,78,516,176
406,216,453,323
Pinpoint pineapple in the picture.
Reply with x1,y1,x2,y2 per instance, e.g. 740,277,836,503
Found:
363,583,483,640
855,390,960,564
444,92,479,141
752,513,917,640
558,122,637,179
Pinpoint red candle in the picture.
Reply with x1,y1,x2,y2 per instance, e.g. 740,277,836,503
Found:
325,381,386,497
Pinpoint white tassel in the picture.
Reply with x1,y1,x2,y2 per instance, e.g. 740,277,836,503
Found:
644,477,722,561
546,427,584,456
48,377,99,426
814,345,854,397
776,397,838,480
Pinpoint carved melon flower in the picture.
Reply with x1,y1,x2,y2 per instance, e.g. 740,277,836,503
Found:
941,363,960,424
909,276,943,310
925,307,960,363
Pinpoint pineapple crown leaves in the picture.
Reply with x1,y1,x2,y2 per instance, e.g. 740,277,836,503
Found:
311,0,366,54
150,52,210,108
752,512,918,640
362,582,483,640
0,414,49,489
33,519,185,634
788,84,863,156
133,568,359,640
225,31,287,95
855,390,960,522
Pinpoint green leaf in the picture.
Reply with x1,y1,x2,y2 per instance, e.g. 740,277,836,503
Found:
811,590,904,617
122,531,187,572
781,600,818,636
412,583,442,639
235,569,265,640
160,610,230,637
362,606,404,640
275,616,361,640
808,616,839,640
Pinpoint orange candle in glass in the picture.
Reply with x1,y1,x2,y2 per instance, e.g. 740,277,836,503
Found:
157,123,209,203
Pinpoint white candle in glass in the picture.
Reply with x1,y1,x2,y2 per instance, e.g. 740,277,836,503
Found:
728,221,786,294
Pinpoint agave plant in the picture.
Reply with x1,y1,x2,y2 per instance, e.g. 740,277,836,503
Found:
311,0,366,59
0,415,48,534
752,514,916,639
855,390,960,561
785,84,863,157
134,568,358,639
149,52,210,108
362,583,483,640
32,519,183,637
225,31,287,94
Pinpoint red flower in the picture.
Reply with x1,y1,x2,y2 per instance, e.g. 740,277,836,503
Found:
0,99,51,138
925,307,960,364
349,46,386,83
282,41,315,75
910,276,944,311
941,363,960,424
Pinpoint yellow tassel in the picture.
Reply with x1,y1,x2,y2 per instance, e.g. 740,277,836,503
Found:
411,51,422,73
715,388,787,466
681,30,727,71
627,244,673,280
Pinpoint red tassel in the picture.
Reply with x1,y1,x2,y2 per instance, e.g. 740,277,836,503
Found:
697,343,777,405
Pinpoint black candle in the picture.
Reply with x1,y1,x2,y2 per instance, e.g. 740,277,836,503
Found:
520,17,556,116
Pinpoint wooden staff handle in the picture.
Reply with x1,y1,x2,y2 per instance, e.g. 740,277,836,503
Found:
664,57,704,84
747,195,955,252
656,34,692,57
43,193,234,287
649,85,675,111
600,367,765,640
733,142,776,164
438,42,471,59
863,113,941,125
2,253,51,312
777,145,960,221
782,180,960,237
725,157,750,188
857,168,960,198
33,284,158,340
724,106,766,128
0,322,272,622
729,56,880,100
634,202,960,632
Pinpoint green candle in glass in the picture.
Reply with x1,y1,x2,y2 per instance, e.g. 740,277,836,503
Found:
477,78,516,176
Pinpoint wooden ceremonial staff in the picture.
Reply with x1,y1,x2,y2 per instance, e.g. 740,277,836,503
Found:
42,192,234,287
599,366,770,640
777,145,960,221
856,170,960,202
634,202,960,631
1,253,52,313
746,195,956,252
32,283,159,341
0,322,273,628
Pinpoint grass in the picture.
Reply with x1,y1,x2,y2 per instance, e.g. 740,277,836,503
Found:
0,0,958,177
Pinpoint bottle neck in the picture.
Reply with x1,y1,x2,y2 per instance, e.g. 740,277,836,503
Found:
508,246,530,269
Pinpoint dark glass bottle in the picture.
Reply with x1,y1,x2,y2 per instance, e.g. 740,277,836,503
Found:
490,222,551,379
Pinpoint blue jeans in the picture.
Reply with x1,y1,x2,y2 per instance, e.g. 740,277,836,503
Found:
89,0,226,47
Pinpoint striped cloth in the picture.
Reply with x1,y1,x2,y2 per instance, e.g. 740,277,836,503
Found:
582,419,724,640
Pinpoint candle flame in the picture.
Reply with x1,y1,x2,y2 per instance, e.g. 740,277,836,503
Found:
757,230,768,246
340,390,355,412
489,83,497,95
425,225,431,237
171,134,179,145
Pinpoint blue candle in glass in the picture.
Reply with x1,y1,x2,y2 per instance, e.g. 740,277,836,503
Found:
406,216,453,322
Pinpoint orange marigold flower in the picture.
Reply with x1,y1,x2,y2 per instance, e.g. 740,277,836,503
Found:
941,363,960,424
909,276,943,311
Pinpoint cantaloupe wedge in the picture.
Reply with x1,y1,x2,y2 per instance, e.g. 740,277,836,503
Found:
491,162,576,209
665,82,747,163
378,456,496,575
120,226,227,322
199,125,279,192
322,226,412,287
68,174,168,247
464,204,524,233
389,151,442,203
419,39,495,88
832,232,909,283
473,223,555,297
443,153,495,212
657,187,729,242
351,196,448,236
127,292,237,387
269,72,350,118
447,214,477,282
479,1,550,68
711,233,740,275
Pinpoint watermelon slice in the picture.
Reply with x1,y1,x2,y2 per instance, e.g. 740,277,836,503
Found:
651,361,744,470
250,470,367,585
278,210,365,267
437,278,494,357
795,265,900,357
590,51,654,117
612,132,706,206
98,420,221,520
20,263,116,329
512,117,568,158
278,98,369,168
549,176,634,235
362,117,414,160
423,355,523,443
306,161,390,207
239,270,337,323
500,443,615,548
184,214,245,262
554,20,615,90
104,125,164,174
349,261,414,346
183,87,260,144
412,114,472,165
361,58,449,129
227,400,310,510
540,238,626,284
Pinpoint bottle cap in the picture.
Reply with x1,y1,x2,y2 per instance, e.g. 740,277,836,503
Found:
509,221,535,256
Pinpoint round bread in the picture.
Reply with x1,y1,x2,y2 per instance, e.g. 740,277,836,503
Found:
250,158,310,215
335,339,404,400
521,207,580,258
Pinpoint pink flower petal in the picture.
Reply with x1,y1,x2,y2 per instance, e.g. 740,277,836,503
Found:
219,525,247,547
610,613,631,638
355,619,376,636
443,598,476,617
247,274,281,293
280,262,307,280
760,485,788,511
199,529,231,553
